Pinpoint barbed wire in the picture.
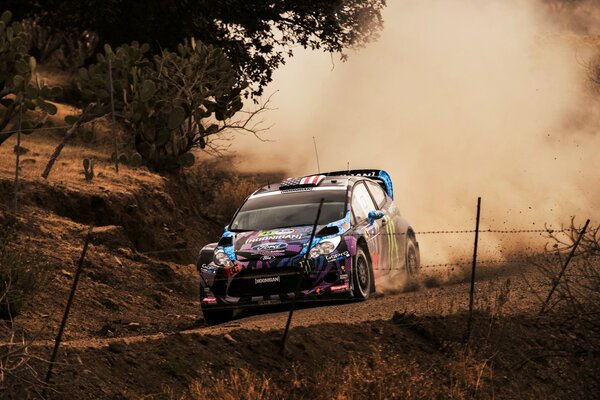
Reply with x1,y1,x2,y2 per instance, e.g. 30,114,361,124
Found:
1,124,74,136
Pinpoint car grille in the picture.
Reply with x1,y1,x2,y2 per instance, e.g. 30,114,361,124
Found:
227,267,311,298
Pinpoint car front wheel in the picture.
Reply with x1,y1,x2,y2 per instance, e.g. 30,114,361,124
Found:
406,238,420,276
353,246,373,300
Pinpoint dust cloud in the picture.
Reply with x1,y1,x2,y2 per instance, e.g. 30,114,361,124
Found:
230,0,600,265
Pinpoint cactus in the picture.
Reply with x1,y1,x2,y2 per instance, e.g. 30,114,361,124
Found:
77,38,245,171
0,10,63,145
83,158,94,182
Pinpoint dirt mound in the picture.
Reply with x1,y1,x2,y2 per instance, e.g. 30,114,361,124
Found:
6,312,597,399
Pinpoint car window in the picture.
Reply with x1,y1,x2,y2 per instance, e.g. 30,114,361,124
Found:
230,189,347,231
351,182,377,222
365,181,387,208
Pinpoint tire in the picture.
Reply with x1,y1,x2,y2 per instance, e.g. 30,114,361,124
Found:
201,305,233,326
353,246,373,300
405,238,420,276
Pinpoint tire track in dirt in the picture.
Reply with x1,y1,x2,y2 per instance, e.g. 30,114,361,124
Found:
34,262,544,351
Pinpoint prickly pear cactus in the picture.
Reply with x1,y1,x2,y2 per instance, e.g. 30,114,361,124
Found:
83,158,94,182
78,38,246,171
0,10,63,141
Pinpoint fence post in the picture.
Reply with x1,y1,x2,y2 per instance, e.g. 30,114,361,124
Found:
108,58,119,173
280,199,324,354
539,219,590,315
466,197,481,340
13,96,23,214
42,226,94,399
41,103,95,180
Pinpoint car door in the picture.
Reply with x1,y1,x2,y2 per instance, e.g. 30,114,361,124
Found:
350,181,386,277
365,180,405,273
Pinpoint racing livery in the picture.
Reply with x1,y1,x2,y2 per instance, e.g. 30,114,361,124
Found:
197,169,420,324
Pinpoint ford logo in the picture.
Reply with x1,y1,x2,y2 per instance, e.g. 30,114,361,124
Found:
252,242,288,251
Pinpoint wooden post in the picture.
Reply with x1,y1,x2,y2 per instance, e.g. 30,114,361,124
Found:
108,58,119,173
280,199,324,354
43,226,93,398
466,197,481,340
13,96,23,214
539,219,590,315
41,104,94,179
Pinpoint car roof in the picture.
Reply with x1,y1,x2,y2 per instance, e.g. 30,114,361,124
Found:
252,169,394,199
253,175,354,196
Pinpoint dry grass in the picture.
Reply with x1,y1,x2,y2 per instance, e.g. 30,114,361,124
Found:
0,125,166,196
171,347,488,400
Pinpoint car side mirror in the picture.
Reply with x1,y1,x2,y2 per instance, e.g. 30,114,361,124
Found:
368,210,385,225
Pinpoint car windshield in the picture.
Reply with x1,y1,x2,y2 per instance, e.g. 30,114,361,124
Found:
230,189,347,231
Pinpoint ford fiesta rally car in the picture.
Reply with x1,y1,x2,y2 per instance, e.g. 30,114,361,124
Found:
196,169,420,324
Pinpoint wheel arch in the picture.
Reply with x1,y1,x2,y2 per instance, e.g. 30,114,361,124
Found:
355,236,375,293
197,242,218,272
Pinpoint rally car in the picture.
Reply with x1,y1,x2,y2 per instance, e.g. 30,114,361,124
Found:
196,169,420,324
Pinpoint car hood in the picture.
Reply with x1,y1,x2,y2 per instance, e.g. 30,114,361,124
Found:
232,227,316,260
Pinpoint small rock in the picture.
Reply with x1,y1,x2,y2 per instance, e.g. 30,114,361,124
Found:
223,334,237,344
13,145,29,155
127,322,141,331
107,341,127,353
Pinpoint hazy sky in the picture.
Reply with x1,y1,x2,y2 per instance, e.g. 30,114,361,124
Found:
229,0,600,263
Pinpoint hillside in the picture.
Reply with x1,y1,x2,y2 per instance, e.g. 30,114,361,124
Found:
0,123,598,399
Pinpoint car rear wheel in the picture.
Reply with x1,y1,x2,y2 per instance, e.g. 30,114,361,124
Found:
201,305,233,326
406,238,420,276
353,246,372,300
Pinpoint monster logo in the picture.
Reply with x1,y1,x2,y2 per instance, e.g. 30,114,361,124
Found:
383,216,400,267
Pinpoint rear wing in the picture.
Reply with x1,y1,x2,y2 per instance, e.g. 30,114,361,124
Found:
324,169,394,199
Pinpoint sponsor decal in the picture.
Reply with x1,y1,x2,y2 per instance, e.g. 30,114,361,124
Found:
201,297,217,303
251,242,288,251
247,234,303,243
261,255,275,261
200,264,216,274
339,274,348,280
255,276,281,284
325,250,351,262
258,299,282,305
330,283,350,292
258,228,296,237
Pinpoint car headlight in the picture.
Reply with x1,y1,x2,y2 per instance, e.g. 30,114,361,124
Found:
309,236,342,258
214,251,233,267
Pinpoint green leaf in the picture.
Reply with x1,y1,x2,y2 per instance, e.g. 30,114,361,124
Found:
12,74,24,88
177,152,195,168
37,99,57,115
167,106,186,130
129,152,143,167
48,86,63,98
1,11,12,25
205,124,219,135
25,84,39,99
139,80,156,102
78,68,89,81
156,128,171,147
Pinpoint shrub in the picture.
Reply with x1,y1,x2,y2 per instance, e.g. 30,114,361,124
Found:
0,220,42,319
0,10,62,145
77,38,250,171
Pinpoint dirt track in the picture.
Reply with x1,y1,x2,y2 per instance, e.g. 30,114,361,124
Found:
53,262,543,350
